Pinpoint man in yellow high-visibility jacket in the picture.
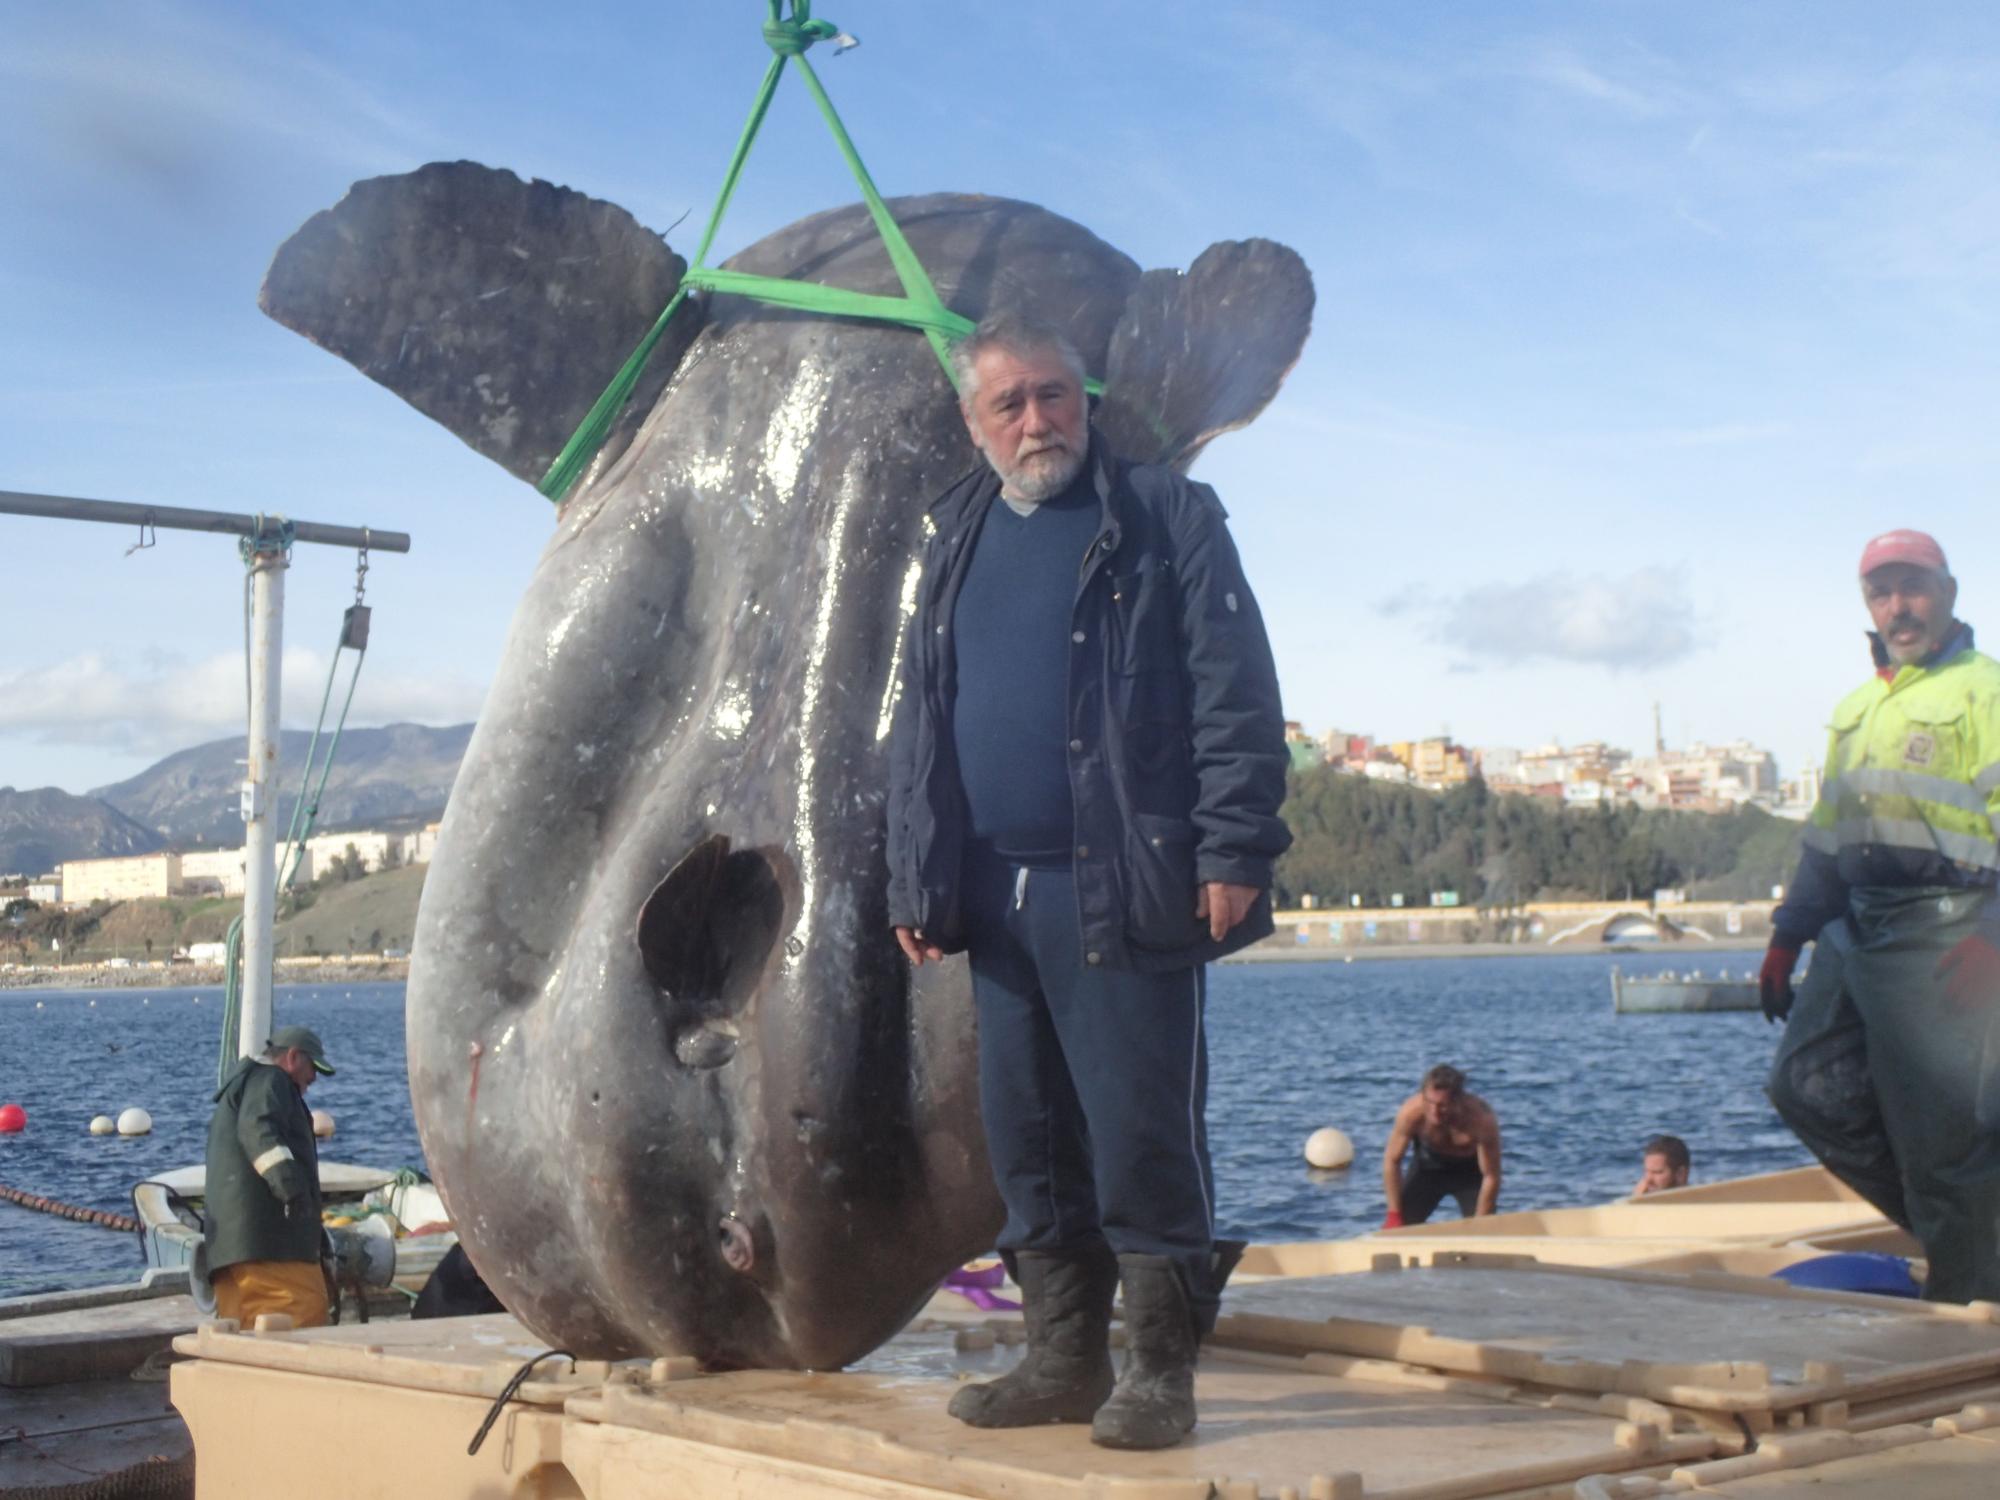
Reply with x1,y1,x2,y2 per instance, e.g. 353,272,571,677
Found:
1765,529,2000,1303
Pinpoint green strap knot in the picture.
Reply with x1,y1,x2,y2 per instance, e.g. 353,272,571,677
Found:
762,0,840,57
537,2,1092,504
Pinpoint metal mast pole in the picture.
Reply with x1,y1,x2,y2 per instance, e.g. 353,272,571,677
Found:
238,540,288,1061
0,489,409,1063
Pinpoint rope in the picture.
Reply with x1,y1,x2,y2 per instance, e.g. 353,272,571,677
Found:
2,1452,195,1500
277,634,367,893
536,1,1100,504
215,915,244,1088
236,514,295,567
0,1182,141,1233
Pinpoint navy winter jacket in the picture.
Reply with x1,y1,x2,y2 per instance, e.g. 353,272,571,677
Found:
886,438,1291,971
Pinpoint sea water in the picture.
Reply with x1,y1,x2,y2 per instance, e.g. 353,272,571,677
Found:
0,955,1806,1298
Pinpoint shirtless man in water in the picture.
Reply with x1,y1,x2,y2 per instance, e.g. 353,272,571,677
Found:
1381,1064,1502,1226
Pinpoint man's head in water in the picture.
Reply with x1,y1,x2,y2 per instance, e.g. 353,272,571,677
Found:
1421,1063,1467,1129
1637,1134,1690,1195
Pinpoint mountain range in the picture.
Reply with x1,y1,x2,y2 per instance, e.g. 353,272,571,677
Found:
0,723,473,877
0,788,163,880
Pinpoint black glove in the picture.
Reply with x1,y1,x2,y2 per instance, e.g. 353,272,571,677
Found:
1760,943,1800,1025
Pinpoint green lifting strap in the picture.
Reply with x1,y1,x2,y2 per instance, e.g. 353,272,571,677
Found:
537,0,1099,503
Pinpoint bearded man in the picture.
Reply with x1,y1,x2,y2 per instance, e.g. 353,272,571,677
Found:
1764,529,2000,1303
886,311,1290,1449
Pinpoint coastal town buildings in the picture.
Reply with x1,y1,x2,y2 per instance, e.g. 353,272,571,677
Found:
47,822,440,907
59,852,182,903
303,829,402,874
175,848,277,898
1772,764,1823,821
1286,721,1808,816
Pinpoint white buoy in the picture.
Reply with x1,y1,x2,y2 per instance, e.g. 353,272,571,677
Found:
89,1115,116,1136
116,1107,153,1137
311,1110,336,1139
1304,1127,1355,1170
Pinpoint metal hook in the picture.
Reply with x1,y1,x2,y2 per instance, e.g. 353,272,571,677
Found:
341,527,374,651
124,511,157,557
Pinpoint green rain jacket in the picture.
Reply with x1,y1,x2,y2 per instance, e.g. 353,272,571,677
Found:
203,1057,323,1272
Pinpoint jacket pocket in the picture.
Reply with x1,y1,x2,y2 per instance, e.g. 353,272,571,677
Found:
1110,561,1180,675
1124,812,1206,951
1889,703,1969,782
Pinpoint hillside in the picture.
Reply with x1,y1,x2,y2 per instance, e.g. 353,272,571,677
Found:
0,787,164,877
1275,768,1805,909
3,890,237,964
274,863,426,957
1,863,426,965
92,722,473,846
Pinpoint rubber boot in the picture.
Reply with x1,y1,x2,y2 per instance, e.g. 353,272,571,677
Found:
947,1245,1117,1427
1091,1254,1199,1450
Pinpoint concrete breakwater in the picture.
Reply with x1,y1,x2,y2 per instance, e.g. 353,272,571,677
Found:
0,957,410,991
5,901,1776,980
1252,898,1776,958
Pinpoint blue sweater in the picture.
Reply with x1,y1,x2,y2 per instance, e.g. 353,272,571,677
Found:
950,477,1101,865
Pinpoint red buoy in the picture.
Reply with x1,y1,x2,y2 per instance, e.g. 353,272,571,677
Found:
0,1103,25,1134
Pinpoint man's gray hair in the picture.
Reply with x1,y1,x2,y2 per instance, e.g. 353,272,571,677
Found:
261,1044,290,1063
949,311,1087,402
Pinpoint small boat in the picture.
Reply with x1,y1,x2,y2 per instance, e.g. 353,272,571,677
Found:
1611,964,1761,1013
132,1162,456,1313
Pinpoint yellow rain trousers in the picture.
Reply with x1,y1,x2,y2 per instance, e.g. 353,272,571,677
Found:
212,1258,331,1329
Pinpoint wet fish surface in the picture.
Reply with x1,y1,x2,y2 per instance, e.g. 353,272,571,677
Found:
263,162,1313,1367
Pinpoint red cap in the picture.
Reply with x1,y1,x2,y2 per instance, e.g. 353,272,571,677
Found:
1859,529,1949,578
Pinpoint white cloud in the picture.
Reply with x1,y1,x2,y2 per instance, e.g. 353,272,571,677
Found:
1507,44,1680,118
0,648,486,754
1387,567,1701,672
0,2,451,199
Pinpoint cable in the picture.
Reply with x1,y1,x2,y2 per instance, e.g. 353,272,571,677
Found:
467,1350,575,1455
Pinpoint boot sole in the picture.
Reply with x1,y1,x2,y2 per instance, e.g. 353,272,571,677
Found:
949,1383,1113,1428
1090,1419,1195,1450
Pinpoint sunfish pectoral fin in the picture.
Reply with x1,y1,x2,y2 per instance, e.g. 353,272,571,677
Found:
1094,238,1315,472
259,160,704,492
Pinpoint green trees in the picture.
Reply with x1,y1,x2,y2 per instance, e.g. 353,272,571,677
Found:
1273,768,1803,909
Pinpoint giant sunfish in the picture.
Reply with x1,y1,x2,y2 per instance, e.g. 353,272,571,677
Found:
262,161,1313,1368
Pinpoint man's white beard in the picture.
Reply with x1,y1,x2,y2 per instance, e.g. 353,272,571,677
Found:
991,441,1086,504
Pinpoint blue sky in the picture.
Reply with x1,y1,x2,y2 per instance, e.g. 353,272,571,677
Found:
3,1,1996,796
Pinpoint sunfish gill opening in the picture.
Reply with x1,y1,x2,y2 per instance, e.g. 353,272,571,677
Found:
637,835,784,1068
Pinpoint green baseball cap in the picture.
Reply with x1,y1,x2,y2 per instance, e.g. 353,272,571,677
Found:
270,1025,336,1076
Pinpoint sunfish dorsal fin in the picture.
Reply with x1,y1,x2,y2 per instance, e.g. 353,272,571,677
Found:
260,161,700,491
